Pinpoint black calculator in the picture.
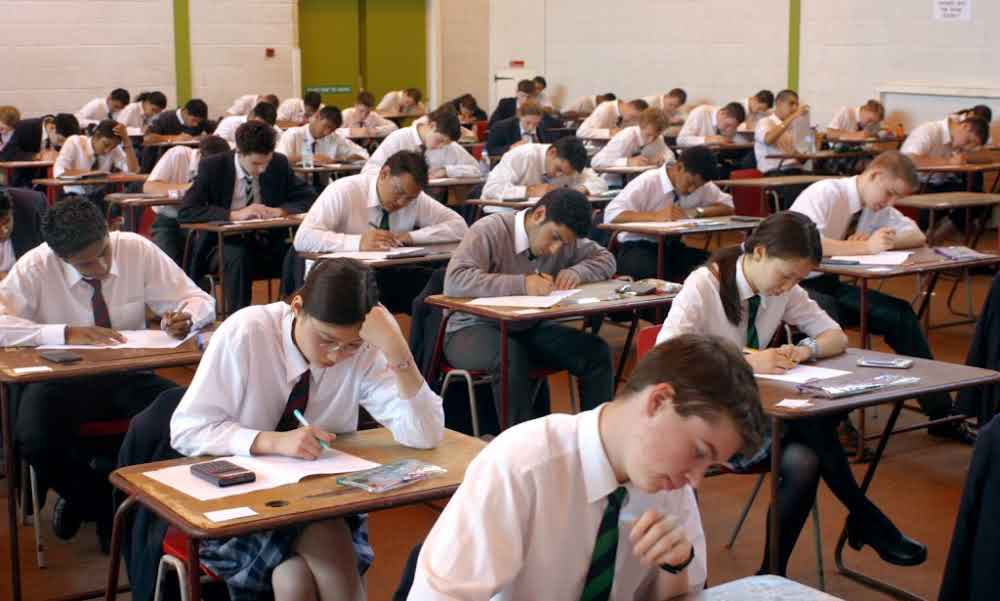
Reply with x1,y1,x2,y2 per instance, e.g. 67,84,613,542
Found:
190,460,256,487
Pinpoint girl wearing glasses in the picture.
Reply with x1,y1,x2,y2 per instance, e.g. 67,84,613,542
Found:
171,257,444,601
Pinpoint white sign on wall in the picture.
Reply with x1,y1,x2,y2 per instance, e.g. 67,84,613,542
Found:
934,0,972,21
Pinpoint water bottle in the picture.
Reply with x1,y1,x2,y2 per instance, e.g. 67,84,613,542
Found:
479,149,491,177
805,126,817,154
302,138,314,169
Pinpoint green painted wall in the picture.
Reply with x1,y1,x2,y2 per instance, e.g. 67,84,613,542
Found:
173,0,192,104
362,0,427,105
787,0,800,91
298,0,362,109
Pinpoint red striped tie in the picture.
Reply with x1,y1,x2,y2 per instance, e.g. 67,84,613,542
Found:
276,371,310,432
83,278,112,329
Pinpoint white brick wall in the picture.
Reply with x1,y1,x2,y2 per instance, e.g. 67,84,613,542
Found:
0,0,176,117
440,0,489,110
189,0,297,119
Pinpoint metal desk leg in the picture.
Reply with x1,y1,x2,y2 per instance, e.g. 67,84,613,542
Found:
859,277,871,349
2,384,22,601
834,400,923,601
217,232,227,318
614,314,639,389
104,497,137,601
499,320,509,429
185,536,201,601
656,237,665,280
768,416,782,574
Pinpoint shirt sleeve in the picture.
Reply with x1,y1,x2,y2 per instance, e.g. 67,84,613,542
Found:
883,207,921,236
564,239,617,282
376,92,397,113
335,136,369,160
828,107,851,131
408,195,469,244
443,144,482,178
292,185,361,252
590,130,633,168
134,235,216,328
111,146,130,173
788,185,832,236
53,139,80,177
360,131,399,176
482,154,527,200
275,128,298,157
676,110,708,147
687,182,734,209
656,271,711,346
0,260,66,346
369,113,399,136
148,148,182,182
900,124,931,155
578,168,609,195
358,353,444,449
602,183,642,223
783,284,841,338
576,107,612,139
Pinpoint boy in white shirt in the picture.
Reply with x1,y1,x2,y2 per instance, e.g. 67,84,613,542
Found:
827,99,886,141
676,102,747,147
277,106,369,167
340,90,399,137
276,91,323,126
563,92,616,121
754,89,812,209
224,93,278,117
377,88,425,116
407,333,763,601
643,88,687,126
742,90,774,131
577,98,649,140
532,75,555,110
75,88,130,125
482,137,608,202
115,91,167,131
215,101,281,147
361,106,479,179
54,120,138,213
591,108,673,187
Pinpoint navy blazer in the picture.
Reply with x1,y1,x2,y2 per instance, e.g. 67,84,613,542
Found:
488,97,518,127
0,117,46,161
0,187,45,259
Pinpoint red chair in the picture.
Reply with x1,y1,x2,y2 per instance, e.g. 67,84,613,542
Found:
727,168,769,217
154,527,222,601
474,120,488,142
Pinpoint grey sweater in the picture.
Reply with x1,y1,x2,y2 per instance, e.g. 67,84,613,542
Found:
444,212,617,332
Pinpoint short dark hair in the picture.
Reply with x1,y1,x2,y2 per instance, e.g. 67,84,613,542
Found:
0,189,11,218
754,89,775,108
136,91,168,109
457,94,480,112
297,258,379,325
316,106,343,128
53,113,80,138
92,119,121,141
235,120,277,155
776,89,799,104
357,91,376,108
303,91,323,111
720,102,747,124
626,333,764,455
109,88,130,105
668,88,687,104
552,136,588,172
198,135,231,157
404,88,423,103
384,150,429,188
42,197,108,258
262,94,280,107
627,99,649,112
428,106,461,142
184,98,208,120
964,104,993,123
677,145,720,182
533,188,593,238
599,92,617,102
250,101,277,126
963,116,990,145
516,79,536,95
533,75,547,88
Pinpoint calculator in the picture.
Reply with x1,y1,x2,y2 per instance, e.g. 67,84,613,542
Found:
190,460,256,487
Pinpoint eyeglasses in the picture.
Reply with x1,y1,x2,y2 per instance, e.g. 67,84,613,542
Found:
319,339,367,355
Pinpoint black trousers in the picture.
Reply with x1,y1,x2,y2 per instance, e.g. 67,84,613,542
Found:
151,213,184,266
616,239,709,283
211,231,289,312
444,321,614,425
375,266,435,316
802,274,952,417
16,372,176,523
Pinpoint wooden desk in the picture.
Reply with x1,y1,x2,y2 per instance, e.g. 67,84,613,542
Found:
32,174,148,205
426,280,677,427
895,192,1000,250
104,428,484,601
0,338,206,601
0,160,53,186
592,164,658,184
380,111,425,126
715,175,835,214
598,217,762,279
180,215,305,317
916,160,1000,192
758,349,1000,600
143,138,200,148
426,176,486,207
464,193,617,220
766,149,875,173
104,193,183,233
676,575,844,600
291,163,365,176
298,241,460,268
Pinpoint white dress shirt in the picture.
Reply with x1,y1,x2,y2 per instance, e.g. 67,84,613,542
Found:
75,97,111,125
339,107,399,136
226,94,260,116
534,90,555,110
754,113,803,173
482,143,609,200
230,153,262,211
54,134,130,195
276,125,369,162
215,115,247,146
147,146,200,218
360,124,479,178
0,232,215,347
577,100,621,139
293,172,467,253
277,98,323,123
0,240,14,273
115,102,151,130
642,94,686,124
566,95,599,115
828,106,865,132
603,166,733,244
741,99,771,132
900,118,957,184
676,105,721,147
408,404,706,601
170,301,444,456
790,176,920,242
655,259,839,350
591,126,674,168
376,90,425,115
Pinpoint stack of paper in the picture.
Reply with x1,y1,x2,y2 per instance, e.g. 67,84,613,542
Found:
38,329,196,350
319,247,428,262
466,289,581,308
828,251,911,265
755,365,851,384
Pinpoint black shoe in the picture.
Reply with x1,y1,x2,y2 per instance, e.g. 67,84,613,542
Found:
52,498,84,540
846,512,927,566
928,421,977,446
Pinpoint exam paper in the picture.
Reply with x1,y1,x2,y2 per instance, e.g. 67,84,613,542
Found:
466,289,582,308
620,219,725,229
755,365,851,384
829,251,911,265
319,247,427,262
38,329,196,351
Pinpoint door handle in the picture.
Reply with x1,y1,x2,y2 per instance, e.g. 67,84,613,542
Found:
493,75,515,82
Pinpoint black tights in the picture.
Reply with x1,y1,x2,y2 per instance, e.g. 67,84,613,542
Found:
759,414,895,575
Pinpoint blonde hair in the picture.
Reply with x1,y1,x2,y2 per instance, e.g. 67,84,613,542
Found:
862,99,885,121
0,106,20,128
638,107,669,131
867,150,918,190
517,100,544,118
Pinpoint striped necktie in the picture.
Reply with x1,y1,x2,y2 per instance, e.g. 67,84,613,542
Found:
580,486,628,601
83,278,112,329
378,209,391,230
746,295,761,350
243,176,256,206
276,371,310,432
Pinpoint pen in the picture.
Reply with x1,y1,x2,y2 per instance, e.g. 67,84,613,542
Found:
293,409,331,450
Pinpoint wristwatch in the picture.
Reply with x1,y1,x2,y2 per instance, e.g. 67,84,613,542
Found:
660,547,696,574
797,337,819,361
694,206,706,218
387,356,415,371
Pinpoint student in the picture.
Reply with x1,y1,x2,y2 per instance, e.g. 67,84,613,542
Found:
790,151,975,444
216,101,280,147
0,106,19,152
482,136,608,202
1,198,214,549
576,98,649,139
0,112,79,161
361,106,479,179
340,91,399,137
563,92,616,121
377,88,425,116
75,88,130,124
955,104,992,124
276,106,369,166
277,91,323,125
485,100,545,157
141,98,211,173
0,187,45,278
53,120,138,204
443,188,616,424
827,99,886,140
676,102,748,147
115,91,168,131
144,135,231,264
178,121,316,312
532,75,554,109
448,93,488,124
593,107,673,169
655,211,926,576
754,89,810,175
488,79,539,127
604,146,733,282
171,257,443,601
407,333,764,600
294,150,467,313
225,93,279,117
643,88,687,125
743,89,774,131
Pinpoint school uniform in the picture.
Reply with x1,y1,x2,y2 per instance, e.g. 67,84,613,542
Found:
411,403,704,601
488,97,519,128
53,134,130,206
828,106,878,135
603,166,733,282
115,102,153,130
145,146,208,264
142,108,208,173
642,94,686,124
486,116,541,157
276,97,321,124
215,115,283,148
482,142,608,206
0,231,214,533
360,124,480,178
741,98,771,132
789,176,953,418
292,171,467,313
754,112,811,209
0,117,57,186
339,107,399,136
275,124,369,163
376,90,425,116
577,100,622,139
75,97,114,125
591,125,674,187
178,152,316,311
676,105,725,147
0,186,45,272
226,94,261,117
900,117,971,211
446,96,488,122
443,210,616,424
171,300,443,600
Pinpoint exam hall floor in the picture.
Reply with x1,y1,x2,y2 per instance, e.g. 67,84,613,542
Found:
2,241,996,600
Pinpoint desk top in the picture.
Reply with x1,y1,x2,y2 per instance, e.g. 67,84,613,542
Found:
766,150,874,161
592,165,658,175
759,348,1000,419
33,173,148,187
915,160,1000,173
816,246,1000,278
0,160,54,169
180,214,305,233
714,175,834,188
895,192,1000,209
427,280,676,322
104,192,182,208
427,176,486,187
598,216,762,237
292,163,365,174
145,139,200,148
111,428,483,538
298,242,460,267
676,575,844,600
464,194,616,210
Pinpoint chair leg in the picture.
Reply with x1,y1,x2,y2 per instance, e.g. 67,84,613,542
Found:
442,371,481,439
567,375,579,414
726,473,766,548
19,459,28,526
811,500,825,591
155,554,190,601
29,466,45,569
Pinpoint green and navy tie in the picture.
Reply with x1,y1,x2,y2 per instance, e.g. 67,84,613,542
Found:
580,486,628,601
746,294,761,350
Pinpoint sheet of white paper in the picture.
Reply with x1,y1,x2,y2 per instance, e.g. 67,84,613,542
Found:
776,399,814,408
318,248,427,262
756,365,851,384
204,506,258,522
829,251,911,265
144,449,380,501
38,329,196,351
12,366,53,374
619,219,726,229
466,289,582,308
126,127,143,137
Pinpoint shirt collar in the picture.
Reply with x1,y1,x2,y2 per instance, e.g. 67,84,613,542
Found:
514,209,530,255
658,165,675,196
940,118,952,145
303,125,316,144
711,108,719,129
408,124,423,148
62,233,120,287
366,172,384,210
234,153,249,181
280,304,310,384
735,254,756,302
846,176,863,213
105,99,113,116
176,108,184,124
578,404,621,503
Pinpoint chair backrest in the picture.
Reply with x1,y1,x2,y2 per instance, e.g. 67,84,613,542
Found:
636,324,662,360
728,168,766,217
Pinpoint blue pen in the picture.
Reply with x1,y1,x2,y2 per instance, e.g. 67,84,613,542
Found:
292,409,331,450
